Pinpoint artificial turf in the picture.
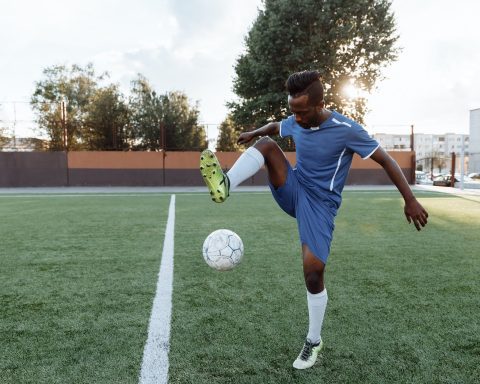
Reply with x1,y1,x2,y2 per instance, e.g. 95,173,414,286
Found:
1,191,479,383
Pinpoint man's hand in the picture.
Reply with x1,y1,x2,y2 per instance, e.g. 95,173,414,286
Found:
404,197,429,231
237,131,257,145
370,147,429,231
236,122,280,145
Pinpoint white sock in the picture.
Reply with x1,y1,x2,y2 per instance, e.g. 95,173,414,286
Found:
226,146,264,190
306,289,328,344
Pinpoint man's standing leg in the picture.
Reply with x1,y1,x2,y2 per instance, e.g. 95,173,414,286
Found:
293,244,327,369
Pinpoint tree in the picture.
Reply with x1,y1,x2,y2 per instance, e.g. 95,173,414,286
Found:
0,123,9,150
432,151,446,174
229,0,399,149
162,91,206,151
0,102,11,150
84,85,130,150
129,75,163,150
31,63,106,150
129,75,207,151
216,116,240,151
22,138,48,151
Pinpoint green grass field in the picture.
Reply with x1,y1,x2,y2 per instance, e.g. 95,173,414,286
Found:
1,191,479,383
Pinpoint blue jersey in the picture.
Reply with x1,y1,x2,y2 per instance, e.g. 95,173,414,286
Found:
280,111,379,208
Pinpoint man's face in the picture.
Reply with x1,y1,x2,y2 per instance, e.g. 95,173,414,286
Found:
288,94,323,129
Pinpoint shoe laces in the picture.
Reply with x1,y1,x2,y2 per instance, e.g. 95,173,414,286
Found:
300,339,316,360
220,174,230,195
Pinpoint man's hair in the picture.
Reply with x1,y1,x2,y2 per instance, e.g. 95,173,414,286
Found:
286,70,324,106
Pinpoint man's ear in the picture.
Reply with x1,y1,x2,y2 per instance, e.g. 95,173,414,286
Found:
316,100,325,111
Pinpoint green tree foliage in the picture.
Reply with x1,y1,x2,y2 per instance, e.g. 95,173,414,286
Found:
129,76,163,150
0,102,9,149
229,0,399,148
163,91,206,151
31,63,105,150
84,85,130,150
216,116,240,151
129,75,207,151
0,123,9,150
31,65,206,151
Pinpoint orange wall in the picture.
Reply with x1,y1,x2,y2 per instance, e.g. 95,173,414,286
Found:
68,151,164,169
0,151,415,187
68,151,413,170
351,151,413,169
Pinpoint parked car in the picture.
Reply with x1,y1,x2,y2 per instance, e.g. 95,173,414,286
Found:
468,172,480,180
433,175,458,187
454,173,473,182
415,171,432,185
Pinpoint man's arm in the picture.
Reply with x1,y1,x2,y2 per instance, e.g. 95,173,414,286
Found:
370,146,429,231
237,122,280,145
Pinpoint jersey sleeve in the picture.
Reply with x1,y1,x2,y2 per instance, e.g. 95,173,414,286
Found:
279,116,295,138
347,124,380,159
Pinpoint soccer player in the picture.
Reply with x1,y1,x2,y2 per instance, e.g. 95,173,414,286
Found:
200,70,428,369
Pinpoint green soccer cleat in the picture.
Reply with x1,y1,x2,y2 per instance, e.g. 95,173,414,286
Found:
200,149,230,203
292,338,324,370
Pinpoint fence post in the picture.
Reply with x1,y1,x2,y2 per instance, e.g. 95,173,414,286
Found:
160,122,166,186
450,152,456,187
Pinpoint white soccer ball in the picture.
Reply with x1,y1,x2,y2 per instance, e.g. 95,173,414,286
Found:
202,229,244,271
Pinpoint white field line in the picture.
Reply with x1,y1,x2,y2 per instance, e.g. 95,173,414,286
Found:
139,194,176,384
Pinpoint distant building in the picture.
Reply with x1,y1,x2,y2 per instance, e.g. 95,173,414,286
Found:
373,133,411,151
373,132,469,174
0,137,47,152
470,108,480,173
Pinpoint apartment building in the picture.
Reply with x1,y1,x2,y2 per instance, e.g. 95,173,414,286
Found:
372,132,469,174
470,108,480,173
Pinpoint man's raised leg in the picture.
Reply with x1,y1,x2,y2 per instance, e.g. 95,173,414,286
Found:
200,137,289,202
200,149,232,203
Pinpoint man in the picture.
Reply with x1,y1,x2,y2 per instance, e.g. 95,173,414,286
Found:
200,70,428,369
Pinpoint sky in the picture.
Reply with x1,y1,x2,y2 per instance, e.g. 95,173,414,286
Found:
1,0,479,141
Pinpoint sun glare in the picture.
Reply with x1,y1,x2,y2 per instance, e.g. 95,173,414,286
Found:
343,84,359,99
342,81,368,99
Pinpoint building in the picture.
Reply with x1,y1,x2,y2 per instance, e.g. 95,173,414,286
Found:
470,108,480,173
0,137,47,152
372,132,469,174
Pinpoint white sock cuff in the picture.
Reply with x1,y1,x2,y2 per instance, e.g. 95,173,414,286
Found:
245,146,265,167
307,288,328,301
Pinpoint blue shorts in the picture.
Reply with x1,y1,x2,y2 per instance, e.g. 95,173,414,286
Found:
269,162,337,264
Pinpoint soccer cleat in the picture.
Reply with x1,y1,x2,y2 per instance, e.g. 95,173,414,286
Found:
200,149,230,203
292,338,323,370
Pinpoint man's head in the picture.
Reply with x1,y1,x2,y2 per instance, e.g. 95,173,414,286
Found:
286,70,325,128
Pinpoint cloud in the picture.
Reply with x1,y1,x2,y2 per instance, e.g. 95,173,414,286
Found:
88,0,262,127
365,0,480,134
4,0,478,139
0,0,262,138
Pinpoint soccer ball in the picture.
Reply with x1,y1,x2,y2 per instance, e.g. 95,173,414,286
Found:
202,229,244,271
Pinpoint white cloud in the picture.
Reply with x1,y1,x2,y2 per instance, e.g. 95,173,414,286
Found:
1,0,479,139
0,0,262,137
365,0,480,135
